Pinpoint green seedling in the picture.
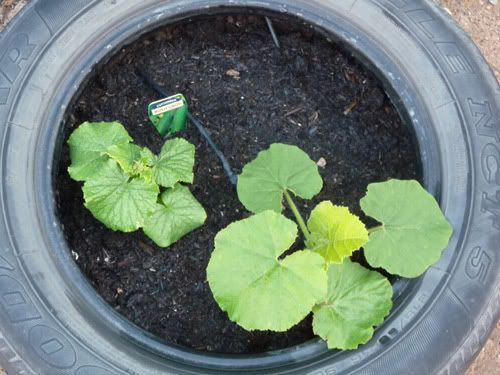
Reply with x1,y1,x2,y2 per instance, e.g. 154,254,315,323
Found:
207,143,452,350
67,121,206,247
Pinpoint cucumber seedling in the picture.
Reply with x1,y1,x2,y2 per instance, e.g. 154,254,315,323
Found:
67,121,206,247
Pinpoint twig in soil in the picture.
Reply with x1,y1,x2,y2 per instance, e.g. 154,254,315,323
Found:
265,17,280,48
285,106,304,117
343,99,359,116
136,67,238,186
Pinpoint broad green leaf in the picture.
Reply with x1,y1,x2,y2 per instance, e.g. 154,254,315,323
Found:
312,259,392,349
307,201,368,264
143,184,206,247
207,210,327,331
153,138,195,188
68,121,132,181
237,143,323,213
82,159,159,232
105,143,142,174
360,179,453,278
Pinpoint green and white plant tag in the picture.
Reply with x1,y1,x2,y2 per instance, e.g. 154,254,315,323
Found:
148,94,188,137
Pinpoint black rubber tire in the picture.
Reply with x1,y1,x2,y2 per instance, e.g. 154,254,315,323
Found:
0,0,498,374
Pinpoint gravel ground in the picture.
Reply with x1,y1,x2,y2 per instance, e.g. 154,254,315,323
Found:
0,0,25,29
0,0,498,373
440,0,499,79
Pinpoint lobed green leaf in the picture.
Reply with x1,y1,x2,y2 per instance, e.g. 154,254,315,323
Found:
153,138,195,188
207,210,327,331
307,201,368,264
143,184,206,247
312,259,392,349
82,159,159,232
67,121,132,181
237,143,323,213
360,179,453,278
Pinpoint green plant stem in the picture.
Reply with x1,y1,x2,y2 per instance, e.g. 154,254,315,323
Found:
368,225,384,234
283,190,311,242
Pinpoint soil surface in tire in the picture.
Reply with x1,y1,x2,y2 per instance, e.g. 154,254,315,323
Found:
56,15,420,354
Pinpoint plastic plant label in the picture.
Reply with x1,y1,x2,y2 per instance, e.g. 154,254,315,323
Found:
148,94,188,137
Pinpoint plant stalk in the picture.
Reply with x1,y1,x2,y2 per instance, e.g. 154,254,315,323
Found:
368,225,384,234
283,190,311,242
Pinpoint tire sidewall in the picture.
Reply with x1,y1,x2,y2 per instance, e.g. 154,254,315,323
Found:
0,0,498,374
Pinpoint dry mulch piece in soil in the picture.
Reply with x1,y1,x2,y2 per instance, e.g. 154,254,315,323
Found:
56,15,420,354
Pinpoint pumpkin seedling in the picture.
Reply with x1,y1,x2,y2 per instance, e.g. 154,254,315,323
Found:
67,121,206,247
207,143,452,350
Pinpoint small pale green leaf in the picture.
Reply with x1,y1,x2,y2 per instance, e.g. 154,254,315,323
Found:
143,184,206,247
360,179,453,278
139,147,156,167
153,138,195,188
136,148,157,182
105,143,142,174
106,144,156,180
207,210,327,331
82,159,159,232
237,143,323,213
67,121,132,181
307,201,368,264
312,259,392,349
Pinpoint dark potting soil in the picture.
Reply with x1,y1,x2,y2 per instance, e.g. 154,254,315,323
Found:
56,15,420,354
